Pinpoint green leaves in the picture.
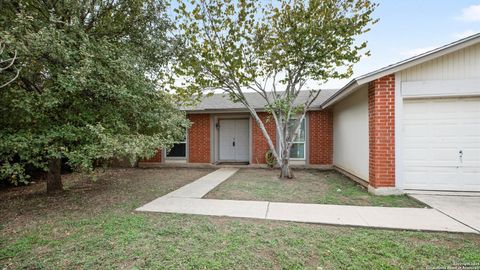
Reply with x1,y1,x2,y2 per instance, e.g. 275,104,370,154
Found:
173,0,377,95
0,0,189,184
172,0,377,170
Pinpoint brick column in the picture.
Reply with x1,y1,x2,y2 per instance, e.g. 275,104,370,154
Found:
252,112,277,164
309,110,333,165
187,114,211,163
368,74,396,189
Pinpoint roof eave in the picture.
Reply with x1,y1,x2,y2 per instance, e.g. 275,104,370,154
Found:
183,106,323,114
321,33,480,108
358,34,480,84
321,79,360,108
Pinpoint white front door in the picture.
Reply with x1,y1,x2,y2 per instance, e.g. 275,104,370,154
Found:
234,119,249,161
402,97,480,191
219,119,249,162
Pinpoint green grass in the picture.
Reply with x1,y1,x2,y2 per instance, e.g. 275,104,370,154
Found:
1,168,479,269
206,168,426,208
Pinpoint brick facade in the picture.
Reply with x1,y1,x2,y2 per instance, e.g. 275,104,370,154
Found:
142,149,162,163
187,114,211,163
308,110,333,165
144,110,334,166
368,74,396,188
252,112,277,164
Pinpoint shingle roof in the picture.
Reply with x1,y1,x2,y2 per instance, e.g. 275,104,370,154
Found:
183,89,339,112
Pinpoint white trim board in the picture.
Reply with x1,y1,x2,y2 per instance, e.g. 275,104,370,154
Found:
394,72,404,190
402,79,480,98
322,33,480,108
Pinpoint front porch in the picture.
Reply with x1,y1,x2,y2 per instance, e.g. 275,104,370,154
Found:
143,110,333,167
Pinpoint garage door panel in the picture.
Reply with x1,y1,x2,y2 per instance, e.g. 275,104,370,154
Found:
461,99,480,112
431,148,459,162
403,97,480,191
404,139,429,146
403,169,429,185
461,168,480,185
463,125,480,136
402,101,428,117
432,125,459,137
406,167,459,184
405,147,458,164
404,169,459,190
404,124,429,137
404,148,428,162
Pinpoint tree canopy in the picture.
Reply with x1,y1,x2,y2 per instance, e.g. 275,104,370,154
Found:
173,0,377,177
0,0,188,190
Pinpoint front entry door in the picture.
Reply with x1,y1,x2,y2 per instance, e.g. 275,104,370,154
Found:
219,119,249,162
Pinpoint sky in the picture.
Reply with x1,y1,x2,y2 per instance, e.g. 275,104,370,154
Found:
321,0,480,89
169,1,480,91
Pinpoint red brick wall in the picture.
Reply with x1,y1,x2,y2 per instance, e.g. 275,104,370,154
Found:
187,114,211,163
309,110,333,165
142,150,162,162
252,112,277,164
368,74,395,188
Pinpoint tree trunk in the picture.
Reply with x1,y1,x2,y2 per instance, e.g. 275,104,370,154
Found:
279,145,293,179
47,158,63,193
279,162,293,179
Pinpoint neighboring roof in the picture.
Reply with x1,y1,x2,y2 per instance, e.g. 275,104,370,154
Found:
183,89,339,112
321,32,480,108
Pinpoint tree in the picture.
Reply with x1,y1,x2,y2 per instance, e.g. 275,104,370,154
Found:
173,0,378,178
0,41,20,88
0,0,189,192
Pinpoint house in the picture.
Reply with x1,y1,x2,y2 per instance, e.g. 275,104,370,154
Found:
140,33,480,194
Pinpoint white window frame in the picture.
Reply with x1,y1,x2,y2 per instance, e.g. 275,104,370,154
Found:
289,118,306,160
165,129,188,160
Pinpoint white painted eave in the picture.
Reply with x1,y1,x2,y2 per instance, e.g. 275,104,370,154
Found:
321,79,360,108
321,33,480,109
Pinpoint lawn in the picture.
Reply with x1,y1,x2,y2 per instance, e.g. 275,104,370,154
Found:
205,168,426,208
1,168,479,269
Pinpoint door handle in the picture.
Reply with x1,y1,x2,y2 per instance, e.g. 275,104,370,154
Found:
459,150,463,163
233,141,235,147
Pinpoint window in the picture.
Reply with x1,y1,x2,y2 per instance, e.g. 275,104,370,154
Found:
166,130,187,158
289,118,306,159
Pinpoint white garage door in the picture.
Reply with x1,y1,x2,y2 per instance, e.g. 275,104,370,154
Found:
403,97,480,191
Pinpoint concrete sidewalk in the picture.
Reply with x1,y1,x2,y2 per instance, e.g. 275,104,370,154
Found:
411,194,480,232
136,169,478,234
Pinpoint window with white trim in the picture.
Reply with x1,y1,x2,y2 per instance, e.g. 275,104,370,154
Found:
289,118,306,160
166,130,187,158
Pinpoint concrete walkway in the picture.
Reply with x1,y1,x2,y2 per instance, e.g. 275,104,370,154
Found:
411,194,480,232
137,169,477,234
164,168,238,198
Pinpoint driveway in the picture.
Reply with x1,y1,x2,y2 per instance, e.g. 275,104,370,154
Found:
410,194,480,232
